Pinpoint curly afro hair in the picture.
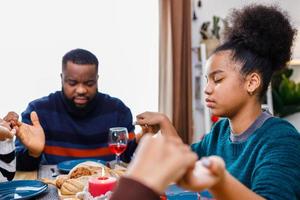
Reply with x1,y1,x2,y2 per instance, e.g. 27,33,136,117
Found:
215,4,297,99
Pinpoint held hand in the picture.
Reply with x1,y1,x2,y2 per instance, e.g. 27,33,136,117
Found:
136,112,168,129
135,112,168,143
0,119,16,140
125,134,198,194
3,111,19,128
135,124,161,143
141,124,160,134
16,111,45,157
178,156,226,192
136,112,178,138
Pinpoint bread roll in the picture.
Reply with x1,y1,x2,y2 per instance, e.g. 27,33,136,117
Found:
56,175,69,188
60,179,84,195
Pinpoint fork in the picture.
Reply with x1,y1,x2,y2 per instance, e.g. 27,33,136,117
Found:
50,168,59,177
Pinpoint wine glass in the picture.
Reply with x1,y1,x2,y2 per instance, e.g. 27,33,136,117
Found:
108,127,128,166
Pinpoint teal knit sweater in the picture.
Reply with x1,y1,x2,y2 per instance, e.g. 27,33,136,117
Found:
191,117,300,200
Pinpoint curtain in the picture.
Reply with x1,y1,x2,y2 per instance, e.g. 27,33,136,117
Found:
159,0,193,144
159,0,173,120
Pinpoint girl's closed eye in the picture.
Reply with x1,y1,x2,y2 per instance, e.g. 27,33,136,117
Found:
213,76,223,83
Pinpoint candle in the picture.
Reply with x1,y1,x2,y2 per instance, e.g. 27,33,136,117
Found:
88,176,117,197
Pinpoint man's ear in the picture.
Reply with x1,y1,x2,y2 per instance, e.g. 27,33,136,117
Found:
60,73,63,85
246,72,261,95
96,75,99,88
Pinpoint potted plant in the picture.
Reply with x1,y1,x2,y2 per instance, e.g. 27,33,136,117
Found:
200,16,222,56
271,68,300,117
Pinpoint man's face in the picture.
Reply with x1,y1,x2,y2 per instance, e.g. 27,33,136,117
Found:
61,61,98,108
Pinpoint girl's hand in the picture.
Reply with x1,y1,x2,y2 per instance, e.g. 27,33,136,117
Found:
136,112,168,127
136,112,180,138
126,134,198,194
136,112,173,132
134,123,160,143
141,124,160,134
178,156,226,191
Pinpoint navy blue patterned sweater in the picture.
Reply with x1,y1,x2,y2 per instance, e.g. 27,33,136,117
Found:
16,91,136,170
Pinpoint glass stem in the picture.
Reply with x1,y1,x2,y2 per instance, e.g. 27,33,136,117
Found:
116,154,120,165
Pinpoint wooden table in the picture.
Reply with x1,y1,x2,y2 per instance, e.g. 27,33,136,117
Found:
14,170,37,180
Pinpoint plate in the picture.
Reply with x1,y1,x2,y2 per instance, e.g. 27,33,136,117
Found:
165,184,214,200
0,180,48,200
57,159,106,173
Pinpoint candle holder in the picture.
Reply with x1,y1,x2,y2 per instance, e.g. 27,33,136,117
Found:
88,176,117,197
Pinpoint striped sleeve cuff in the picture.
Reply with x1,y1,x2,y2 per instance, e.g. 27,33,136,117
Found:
0,139,15,155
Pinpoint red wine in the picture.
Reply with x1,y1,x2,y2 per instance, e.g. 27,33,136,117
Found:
109,144,127,155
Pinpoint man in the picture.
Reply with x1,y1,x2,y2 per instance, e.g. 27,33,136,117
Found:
7,49,136,170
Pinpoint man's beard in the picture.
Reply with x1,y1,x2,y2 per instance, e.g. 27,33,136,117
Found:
62,89,83,109
61,88,98,116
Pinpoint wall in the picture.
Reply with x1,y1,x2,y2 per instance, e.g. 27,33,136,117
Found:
0,0,159,121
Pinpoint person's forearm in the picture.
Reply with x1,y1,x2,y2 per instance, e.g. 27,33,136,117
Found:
160,116,181,138
209,171,265,200
111,177,160,200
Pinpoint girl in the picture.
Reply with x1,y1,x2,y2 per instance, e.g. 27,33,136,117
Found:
136,4,300,200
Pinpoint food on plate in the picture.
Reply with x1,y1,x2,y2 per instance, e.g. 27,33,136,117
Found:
42,161,127,198
56,175,69,188
69,166,93,179
60,179,85,195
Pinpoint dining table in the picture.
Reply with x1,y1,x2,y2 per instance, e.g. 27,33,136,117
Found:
13,165,215,200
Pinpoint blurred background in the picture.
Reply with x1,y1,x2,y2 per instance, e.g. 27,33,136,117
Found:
0,0,299,144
